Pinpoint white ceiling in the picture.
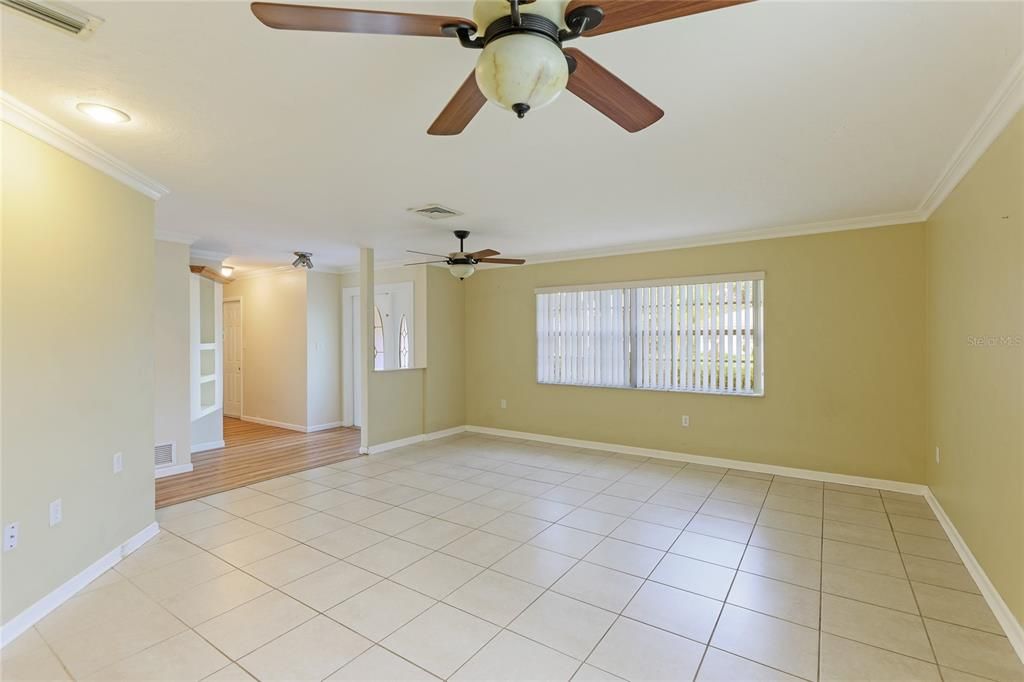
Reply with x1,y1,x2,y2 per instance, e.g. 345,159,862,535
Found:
3,0,1022,270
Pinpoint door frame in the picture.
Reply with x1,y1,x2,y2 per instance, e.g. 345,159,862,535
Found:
341,287,359,427
223,296,243,419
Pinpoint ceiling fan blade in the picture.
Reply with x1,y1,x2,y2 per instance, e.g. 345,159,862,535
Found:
428,70,487,136
566,0,753,36
407,249,449,258
468,249,500,259
405,260,449,266
478,258,526,265
564,48,663,133
251,2,476,37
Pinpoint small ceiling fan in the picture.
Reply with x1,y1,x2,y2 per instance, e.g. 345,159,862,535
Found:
250,0,754,134
407,230,526,279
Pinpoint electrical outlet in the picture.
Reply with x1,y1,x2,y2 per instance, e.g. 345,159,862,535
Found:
3,523,18,551
49,499,62,527
935,446,941,464
113,452,124,474
681,415,690,427
500,399,507,409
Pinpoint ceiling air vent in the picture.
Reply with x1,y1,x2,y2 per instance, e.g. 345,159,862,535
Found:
154,442,175,467
1,0,102,36
407,204,463,220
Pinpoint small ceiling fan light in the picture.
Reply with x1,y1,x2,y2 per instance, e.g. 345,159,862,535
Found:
449,263,476,280
475,33,568,114
76,102,131,124
292,252,313,269
220,266,234,277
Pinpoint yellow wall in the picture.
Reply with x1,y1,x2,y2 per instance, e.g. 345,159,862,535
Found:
307,272,342,429
925,110,1023,623
154,241,191,464
425,266,466,433
465,224,927,482
224,270,308,428
367,369,425,446
1,123,156,621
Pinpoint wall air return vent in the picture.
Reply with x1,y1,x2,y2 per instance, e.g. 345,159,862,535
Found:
1,0,102,37
154,442,175,467
407,204,463,220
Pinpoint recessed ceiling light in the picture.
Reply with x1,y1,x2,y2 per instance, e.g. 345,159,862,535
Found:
76,102,130,124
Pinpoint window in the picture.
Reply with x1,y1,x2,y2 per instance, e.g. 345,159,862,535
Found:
373,305,385,371
399,314,410,369
536,273,764,395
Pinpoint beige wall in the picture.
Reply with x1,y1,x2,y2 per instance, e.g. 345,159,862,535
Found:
367,369,424,446
425,266,466,432
224,270,308,429
154,241,191,463
307,271,341,429
925,109,1023,623
1,123,155,621
465,224,927,483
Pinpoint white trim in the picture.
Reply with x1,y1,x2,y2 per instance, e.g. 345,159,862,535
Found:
1,521,159,648
464,425,928,495
423,425,467,441
190,248,230,263
918,53,1024,218
154,462,194,478
535,271,766,294
190,439,224,454
0,91,169,200
308,421,343,433
366,426,468,454
925,491,1024,663
240,415,306,432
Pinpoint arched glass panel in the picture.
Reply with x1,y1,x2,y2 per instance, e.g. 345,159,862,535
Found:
373,305,385,370
399,315,410,369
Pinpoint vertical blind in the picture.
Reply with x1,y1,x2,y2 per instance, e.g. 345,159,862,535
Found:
536,273,764,395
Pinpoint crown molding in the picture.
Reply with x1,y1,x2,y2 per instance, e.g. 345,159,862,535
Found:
0,91,169,200
515,208,927,267
189,248,230,262
154,229,198,245
917,53,1024,218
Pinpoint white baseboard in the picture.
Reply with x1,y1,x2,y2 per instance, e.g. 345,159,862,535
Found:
367,426,468,455
925,491,1024,663
308,421,343,433
190,440,224,454
240,415,308,432
154,462,194,478
0,521,160,648
465,425,928,495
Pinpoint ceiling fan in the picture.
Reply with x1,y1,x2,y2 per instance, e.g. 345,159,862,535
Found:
406,230,526,279
250,0,754,135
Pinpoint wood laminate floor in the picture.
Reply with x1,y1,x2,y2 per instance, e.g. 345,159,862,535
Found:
155,418,361,508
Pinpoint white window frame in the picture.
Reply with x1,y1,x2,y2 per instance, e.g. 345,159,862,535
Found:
536,272,764,397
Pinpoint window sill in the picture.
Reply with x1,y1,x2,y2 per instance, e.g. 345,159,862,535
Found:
537,380,764,398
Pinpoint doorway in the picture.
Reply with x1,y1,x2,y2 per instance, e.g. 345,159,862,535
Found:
223,298,242,418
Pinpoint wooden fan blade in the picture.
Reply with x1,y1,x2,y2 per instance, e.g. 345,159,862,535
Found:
468,249,500,259
251,2,476,37
566,0,753,36
428,71,487,135
478,258,526,264
564,48,663,132
405,260,449,265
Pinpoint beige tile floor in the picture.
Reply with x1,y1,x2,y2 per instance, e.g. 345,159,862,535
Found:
3,434,1022,682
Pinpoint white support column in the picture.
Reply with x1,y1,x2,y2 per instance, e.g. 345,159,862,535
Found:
359,248,374,454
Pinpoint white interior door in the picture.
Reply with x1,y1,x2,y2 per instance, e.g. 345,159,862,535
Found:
223,300,242,418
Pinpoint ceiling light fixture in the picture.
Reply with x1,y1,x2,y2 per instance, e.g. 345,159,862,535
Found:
292,252,313,269
220,266,234,277
76,102,130,124
449,262,476,280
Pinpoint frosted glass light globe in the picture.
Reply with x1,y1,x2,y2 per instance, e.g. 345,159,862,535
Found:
449,263,476,279
475,34,569,114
